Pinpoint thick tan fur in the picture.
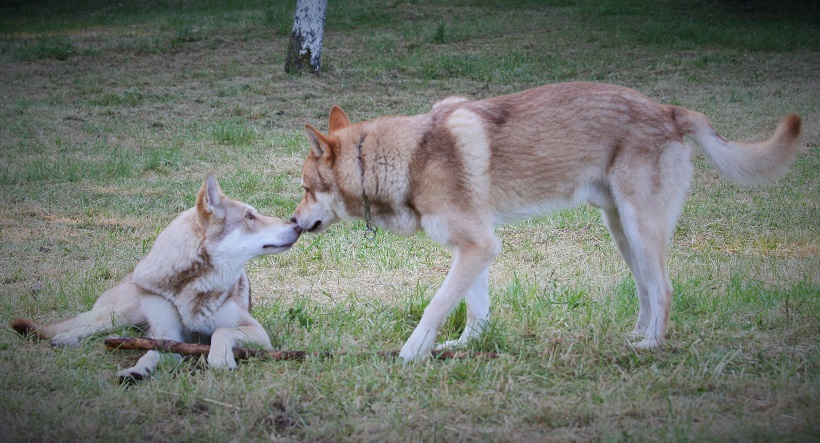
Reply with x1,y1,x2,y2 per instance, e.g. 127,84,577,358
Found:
12,174,301,381
291,82,801,361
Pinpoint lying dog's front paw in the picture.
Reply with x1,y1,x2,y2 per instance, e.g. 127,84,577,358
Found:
117,367,150,384
207,350,237,370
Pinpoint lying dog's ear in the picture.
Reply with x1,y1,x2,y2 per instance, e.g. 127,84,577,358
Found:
304,123,335,159
328,105,350,133
197,173,225,219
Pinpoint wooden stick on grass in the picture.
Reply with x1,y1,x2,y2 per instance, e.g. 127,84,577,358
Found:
104,337,500,361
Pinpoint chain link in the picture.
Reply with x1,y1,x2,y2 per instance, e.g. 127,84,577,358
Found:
356,136,378,241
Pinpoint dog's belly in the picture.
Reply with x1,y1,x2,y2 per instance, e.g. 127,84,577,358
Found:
493,197,576,225
492,181,612,225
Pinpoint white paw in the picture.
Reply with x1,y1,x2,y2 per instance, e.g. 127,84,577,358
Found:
117,367,151,384
50,333,80,347
632,337,661,349
435,338,467,351
628,320,650,338
399,327,436,362
207,349,237,370
627,328,646,338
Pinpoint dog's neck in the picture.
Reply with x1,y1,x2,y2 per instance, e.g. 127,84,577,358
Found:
132,209,245,298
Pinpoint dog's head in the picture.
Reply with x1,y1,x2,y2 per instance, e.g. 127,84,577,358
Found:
196,174,301,261
291,105,354,234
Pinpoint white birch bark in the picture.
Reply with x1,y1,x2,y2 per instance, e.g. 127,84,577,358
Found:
285,0,327,74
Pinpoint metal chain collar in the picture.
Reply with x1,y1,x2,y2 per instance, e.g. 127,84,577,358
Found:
356,136,378,241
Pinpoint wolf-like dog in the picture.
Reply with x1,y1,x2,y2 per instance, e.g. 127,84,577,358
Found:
12,174,301,381
290,82,801,362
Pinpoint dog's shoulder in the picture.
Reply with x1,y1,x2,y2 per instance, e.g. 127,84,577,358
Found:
431,95,509,131
432,96,471,111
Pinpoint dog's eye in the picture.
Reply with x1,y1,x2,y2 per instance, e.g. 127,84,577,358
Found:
245,212,256,221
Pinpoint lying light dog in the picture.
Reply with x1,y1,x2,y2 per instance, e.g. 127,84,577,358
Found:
290,82,801,361
13,174,301,381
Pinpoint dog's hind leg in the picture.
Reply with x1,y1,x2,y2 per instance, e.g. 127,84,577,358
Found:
609,142,692,348
13,309,111,346
13,274,147,347
601,207,651,337
611,202,675,348
47,305,123,347
435,266,490,351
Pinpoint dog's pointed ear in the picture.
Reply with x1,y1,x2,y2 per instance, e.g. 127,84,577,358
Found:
197,173,225,219
328,105,350,133
304,123,335,159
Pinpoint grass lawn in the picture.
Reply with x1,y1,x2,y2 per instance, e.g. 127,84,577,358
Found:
0,0,818,441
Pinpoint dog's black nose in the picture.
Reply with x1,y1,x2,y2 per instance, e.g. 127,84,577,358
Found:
290,217,298,224
293,225,303,234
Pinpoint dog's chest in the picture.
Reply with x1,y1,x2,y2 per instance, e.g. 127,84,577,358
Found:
166,275,249,334
374,207,420,236
177,289,232,332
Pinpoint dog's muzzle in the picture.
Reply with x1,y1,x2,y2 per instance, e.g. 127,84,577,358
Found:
291,218,322,233
307,220,322,232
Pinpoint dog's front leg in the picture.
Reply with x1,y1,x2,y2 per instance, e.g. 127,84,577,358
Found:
117,350,163,383
435,266,490,351
400,235,500,362
117,296,183,383
208,313,271,370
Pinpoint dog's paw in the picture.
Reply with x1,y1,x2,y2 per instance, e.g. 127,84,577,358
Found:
117,367,150,385
435,338,467,351
628,324,649,338
627,329,644,338
207,350,237,370
632,337,661,349
399,327,436,362
50,333,80,347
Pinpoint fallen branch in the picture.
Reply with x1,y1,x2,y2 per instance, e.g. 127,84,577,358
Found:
104,337,500,361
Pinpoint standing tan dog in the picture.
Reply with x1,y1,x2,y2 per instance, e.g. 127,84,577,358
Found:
290,82,801,362
13,174,301,381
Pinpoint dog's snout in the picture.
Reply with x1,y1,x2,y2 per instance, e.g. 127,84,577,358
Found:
289,216,320,233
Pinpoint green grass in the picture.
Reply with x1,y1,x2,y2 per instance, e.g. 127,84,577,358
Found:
0,0,818,441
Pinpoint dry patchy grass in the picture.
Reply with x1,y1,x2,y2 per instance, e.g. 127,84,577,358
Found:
0,0,818,441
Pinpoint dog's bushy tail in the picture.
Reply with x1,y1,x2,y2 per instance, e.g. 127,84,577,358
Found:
672,107,801,186
11,315,88,341
11,318,50,340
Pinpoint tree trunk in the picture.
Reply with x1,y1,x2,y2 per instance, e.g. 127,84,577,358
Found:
284,0,327,74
